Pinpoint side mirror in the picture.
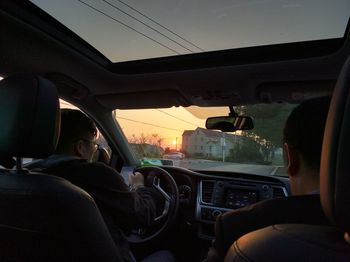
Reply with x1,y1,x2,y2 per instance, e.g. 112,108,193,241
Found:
205,116,254,132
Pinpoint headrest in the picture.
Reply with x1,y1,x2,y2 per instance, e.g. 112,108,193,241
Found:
320,56,350,233
0,75,60,158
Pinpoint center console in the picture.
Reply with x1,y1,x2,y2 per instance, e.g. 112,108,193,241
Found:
196,179,286,239
197,180,274,222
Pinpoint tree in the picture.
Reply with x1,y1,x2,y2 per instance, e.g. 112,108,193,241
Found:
228,138,264,163
164,147,171,154
149,133,163,149
139,133,148,145
128,133,164,158
235,103,295,148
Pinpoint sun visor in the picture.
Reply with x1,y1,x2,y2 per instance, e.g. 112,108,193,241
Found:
184,106,229,119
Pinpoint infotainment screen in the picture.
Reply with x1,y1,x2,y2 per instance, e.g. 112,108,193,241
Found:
225,189,258,208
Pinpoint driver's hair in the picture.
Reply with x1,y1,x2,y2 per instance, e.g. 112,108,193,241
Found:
55,109,97,153
283,96,331,174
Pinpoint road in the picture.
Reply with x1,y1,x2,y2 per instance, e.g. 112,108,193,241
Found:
170,159,285,176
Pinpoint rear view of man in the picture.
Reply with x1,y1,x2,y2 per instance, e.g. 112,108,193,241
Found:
204,96,331,262
31,109,173,262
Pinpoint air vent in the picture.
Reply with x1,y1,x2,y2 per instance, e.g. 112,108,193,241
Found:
227,181,257,187
201,180,215,203
272,187,287,198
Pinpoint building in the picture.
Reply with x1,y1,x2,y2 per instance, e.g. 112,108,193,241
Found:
182,127,242,159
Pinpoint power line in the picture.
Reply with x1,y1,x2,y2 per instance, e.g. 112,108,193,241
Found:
155,109,198,127
115,0,205,52
116,116,183,132
78,0,180,55
102,0,195,53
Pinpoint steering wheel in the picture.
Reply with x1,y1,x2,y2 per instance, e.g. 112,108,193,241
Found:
127,165,179,243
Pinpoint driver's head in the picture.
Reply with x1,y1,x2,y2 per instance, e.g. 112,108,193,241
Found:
283,96,330,195
55,109,97,161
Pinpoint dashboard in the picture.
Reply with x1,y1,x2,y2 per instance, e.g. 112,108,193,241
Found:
162,166,290,240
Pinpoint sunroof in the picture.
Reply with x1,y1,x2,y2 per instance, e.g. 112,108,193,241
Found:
31,0,349,63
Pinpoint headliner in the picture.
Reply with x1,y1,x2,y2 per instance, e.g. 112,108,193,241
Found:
0,1,349,110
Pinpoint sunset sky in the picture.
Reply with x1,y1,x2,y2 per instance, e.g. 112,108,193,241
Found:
115,107,208,149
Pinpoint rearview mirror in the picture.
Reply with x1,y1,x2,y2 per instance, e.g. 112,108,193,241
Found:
205,116,254,132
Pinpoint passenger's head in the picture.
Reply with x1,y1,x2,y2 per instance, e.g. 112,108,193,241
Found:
55,109,98,161
283,96,330,195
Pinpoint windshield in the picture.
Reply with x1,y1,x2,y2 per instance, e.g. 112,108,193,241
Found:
114,103,296,176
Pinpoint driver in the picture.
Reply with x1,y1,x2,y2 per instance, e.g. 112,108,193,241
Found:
31,109,174,262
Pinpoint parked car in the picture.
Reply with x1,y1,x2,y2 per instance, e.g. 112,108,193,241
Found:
163,152,185,160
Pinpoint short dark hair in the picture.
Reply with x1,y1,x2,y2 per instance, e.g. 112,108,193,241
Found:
283,96,331,173
56,109,97,153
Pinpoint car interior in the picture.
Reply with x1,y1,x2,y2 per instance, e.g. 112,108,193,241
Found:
1,1,350,261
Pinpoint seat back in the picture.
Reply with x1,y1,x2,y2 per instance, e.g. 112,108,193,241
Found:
0,75,122,261
320,56,350,234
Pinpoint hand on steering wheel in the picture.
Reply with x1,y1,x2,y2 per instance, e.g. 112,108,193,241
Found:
127,166,179,243
129,171,145,191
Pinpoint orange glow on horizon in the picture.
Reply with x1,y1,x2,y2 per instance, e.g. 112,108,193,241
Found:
115,107,206,149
